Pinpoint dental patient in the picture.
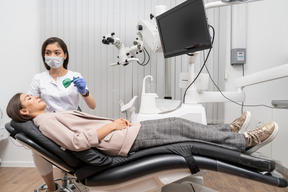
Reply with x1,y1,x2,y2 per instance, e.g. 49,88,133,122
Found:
7,93,278,156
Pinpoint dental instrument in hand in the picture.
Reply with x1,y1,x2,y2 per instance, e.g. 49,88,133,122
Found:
62,77,79,88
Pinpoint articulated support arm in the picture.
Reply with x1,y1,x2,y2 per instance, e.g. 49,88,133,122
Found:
234,64,288,88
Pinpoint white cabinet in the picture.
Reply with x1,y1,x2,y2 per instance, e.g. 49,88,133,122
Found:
0,108,8,142
272,108,288,168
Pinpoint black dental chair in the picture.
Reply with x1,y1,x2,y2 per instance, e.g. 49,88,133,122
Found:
5,120,288,192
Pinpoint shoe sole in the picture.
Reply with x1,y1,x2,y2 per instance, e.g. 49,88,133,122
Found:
238,111,251,133
245,122,279,154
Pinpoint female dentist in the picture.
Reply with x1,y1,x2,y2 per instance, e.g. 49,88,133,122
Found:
28,37,96,192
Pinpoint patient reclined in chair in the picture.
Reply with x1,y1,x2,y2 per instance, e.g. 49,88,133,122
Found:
5,93,288,191
5,119,288,192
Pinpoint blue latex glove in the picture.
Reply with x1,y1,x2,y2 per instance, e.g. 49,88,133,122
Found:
73,77,86,94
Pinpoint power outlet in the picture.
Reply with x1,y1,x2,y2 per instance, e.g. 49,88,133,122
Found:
231,48,246,65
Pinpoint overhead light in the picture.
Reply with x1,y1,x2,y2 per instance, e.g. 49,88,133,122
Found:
205,0,263,9
221,0,248,2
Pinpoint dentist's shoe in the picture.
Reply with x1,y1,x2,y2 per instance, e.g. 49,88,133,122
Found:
244,122,278,154
230,111,251,133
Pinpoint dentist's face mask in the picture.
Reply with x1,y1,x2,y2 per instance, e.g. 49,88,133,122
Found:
45,56,63,69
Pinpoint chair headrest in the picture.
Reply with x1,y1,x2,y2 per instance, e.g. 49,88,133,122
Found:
5,122,18,139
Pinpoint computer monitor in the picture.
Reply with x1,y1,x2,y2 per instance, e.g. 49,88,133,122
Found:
156,0,212,58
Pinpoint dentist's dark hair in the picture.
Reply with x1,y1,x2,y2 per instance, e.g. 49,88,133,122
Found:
41,37,70,70
6,93,32,122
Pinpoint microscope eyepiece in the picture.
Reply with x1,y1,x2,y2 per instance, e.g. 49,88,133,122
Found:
102,37,115,44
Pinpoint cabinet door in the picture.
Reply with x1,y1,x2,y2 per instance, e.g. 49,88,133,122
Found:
272,109,288,167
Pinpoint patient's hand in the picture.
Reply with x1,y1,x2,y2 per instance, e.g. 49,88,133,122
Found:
97,118,133,140
113,118,132,130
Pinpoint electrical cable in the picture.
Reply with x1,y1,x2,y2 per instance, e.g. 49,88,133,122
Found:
143,48,151,66
241,64,245,113
9,137,30,149
182,25,215,103
137,47,150,66
137,49,146,65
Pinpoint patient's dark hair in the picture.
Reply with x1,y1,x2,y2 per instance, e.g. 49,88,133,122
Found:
6,93,32,122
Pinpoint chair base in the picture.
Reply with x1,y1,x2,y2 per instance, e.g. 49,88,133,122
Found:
34,171,89,192
34,169,213,192
88,169,211,192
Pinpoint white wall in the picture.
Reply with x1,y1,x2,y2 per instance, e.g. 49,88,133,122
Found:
224,0,288,163
0,0,40,166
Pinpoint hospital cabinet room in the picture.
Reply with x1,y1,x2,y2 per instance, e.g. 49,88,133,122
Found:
1,0,288,191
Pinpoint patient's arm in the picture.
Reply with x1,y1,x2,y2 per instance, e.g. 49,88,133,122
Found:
39,116,98,151
97,118,131,140
37,116,132,151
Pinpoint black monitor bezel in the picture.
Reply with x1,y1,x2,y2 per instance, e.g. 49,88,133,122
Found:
156,0,212,58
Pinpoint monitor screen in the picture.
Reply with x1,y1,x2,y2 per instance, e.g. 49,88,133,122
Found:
156,0,212,58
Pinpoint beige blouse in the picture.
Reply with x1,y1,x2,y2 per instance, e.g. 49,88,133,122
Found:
33,110,141,156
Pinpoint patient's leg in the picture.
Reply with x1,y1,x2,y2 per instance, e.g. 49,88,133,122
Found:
32,152,56,191
131,117,277,154
42,172,57,192
131,117,246,152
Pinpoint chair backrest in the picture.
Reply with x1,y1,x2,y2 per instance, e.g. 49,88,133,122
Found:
6,120,83,169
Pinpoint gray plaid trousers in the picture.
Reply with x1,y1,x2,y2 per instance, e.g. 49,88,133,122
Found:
130,117,246,152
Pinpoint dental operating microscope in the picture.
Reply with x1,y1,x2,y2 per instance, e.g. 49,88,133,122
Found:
102,32,144,66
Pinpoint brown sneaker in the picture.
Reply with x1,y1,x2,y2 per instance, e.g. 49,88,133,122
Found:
244,122,278,154
230,111,251,133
